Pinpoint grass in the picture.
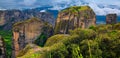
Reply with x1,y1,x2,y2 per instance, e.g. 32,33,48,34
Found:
61,6,91,13
13,17,42,27
17,44,42,58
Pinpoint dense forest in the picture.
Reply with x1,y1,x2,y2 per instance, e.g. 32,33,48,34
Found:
0,21,120,58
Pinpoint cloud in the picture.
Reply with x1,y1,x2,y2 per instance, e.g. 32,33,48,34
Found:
49,0,120,15
0,0,120,15
49,0,84,10
20,0,37,6
88,2,120,15
40,10,46,12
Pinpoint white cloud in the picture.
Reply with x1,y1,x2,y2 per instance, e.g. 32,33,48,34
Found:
21,0,37,6
88,2,120,15
49,0,83,10
40,10,46,12
0,0,120,15
50,0,120,15
0,7,6,10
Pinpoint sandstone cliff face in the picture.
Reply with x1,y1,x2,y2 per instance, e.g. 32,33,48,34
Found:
54,6,96,34
0,36,6,58
0,9,55,30
12,18,53,58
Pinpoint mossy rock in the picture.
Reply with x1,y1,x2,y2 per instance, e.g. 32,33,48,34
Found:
17,44,42,58
45,34,69,47
12,17,43,32
61,6,92,13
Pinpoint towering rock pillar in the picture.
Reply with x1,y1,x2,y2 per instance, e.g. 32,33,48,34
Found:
54,6,96,34
12,18,44,57
106,14,117,24
0,36,6,58
12,18,53,58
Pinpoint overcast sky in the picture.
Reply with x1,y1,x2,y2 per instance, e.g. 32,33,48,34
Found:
0,0,120,15
0,0,119,9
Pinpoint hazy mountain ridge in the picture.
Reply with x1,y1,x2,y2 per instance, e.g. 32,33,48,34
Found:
0,9,55,30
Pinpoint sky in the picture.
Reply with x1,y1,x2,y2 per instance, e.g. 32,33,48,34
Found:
0,0,120,15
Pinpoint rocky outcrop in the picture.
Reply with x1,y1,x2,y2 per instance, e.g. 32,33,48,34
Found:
54,6,96,34
0,9,55,30
12,18,53,58
0,36,6,58
106,14,117,24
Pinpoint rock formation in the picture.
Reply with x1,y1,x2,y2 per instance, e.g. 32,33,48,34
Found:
54,6,96,34
0,9,55,30
0,36,6,58
106,14,117,24
12,18,53,58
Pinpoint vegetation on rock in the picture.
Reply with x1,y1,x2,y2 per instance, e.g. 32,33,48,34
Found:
35,22,53,47
0,30,12,58
17,23,120,58
62,6,92,13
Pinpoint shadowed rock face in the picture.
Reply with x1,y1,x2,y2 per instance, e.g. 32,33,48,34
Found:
0,36,6,58
54,6,96,34
106,14,117,24
12,18,53,58
0,9,55,30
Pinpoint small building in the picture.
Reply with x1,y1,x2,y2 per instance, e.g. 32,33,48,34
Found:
0,36,6,58
106,14,117,24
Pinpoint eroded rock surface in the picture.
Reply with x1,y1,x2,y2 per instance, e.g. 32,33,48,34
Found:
54,6,96,34
12,18,53,58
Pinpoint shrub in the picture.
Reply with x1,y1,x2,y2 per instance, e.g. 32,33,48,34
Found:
70,28,96,40
35,33,47,47
45,34,69,47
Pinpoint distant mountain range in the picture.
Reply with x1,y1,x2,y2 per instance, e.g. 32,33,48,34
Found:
30,6,120,25
0,8,55,30
0,5,120,30
12,6,120,24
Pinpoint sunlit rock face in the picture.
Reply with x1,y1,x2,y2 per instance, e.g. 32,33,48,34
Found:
0,36,6,58
12,18,53,58
54,6,96,34
106,14,117,24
